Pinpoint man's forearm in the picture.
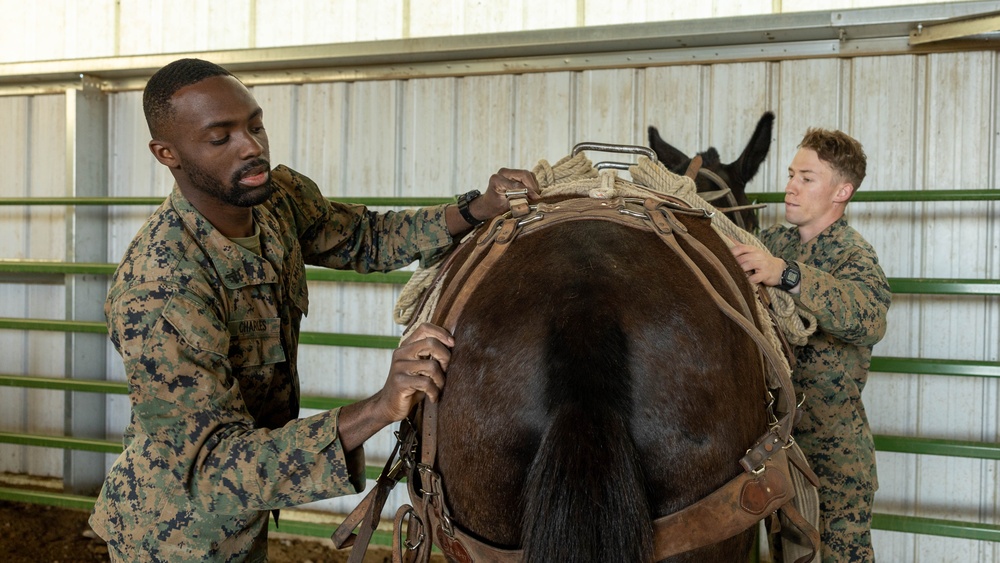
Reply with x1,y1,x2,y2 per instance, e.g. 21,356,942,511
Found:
337,393,391,453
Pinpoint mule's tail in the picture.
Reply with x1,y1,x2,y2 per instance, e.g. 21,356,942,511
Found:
522,320,653,563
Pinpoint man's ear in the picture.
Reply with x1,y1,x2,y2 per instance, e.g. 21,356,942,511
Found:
834,182,855,204
149,140,179,168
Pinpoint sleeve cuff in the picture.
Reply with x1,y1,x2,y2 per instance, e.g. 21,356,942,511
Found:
329,407,367,493
343,442,367,492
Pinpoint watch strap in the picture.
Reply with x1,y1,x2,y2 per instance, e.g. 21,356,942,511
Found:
778,260,801,291
457,190,483,226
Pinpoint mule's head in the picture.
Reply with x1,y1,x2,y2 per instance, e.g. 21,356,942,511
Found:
648,111,774,232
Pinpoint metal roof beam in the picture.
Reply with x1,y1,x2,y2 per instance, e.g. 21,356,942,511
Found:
909,11,1000,44
0,2,997,94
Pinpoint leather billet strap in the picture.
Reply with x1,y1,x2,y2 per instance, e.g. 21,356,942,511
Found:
641,199,799,468
774,499,823,563
331,419,418,562
399,460,522,563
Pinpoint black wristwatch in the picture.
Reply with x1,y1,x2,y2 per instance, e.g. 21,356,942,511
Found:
778,260,801,291
456,189,483,227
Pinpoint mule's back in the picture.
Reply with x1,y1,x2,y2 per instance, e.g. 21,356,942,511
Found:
436,205,768,562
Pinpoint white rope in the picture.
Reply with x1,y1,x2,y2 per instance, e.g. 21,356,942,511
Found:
392,152,816,349
629,156,816,346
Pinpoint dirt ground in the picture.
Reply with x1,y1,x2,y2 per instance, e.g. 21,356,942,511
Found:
0,498,430,563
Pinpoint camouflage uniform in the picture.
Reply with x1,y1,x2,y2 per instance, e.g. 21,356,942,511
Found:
761,218,890,563
90,165,455,562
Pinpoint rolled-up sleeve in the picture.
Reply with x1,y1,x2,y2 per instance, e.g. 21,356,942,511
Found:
270,165,455,271
792,247,891,347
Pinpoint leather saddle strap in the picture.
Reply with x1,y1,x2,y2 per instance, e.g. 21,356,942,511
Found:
416,480,522,563
645,200,756,335
346,490,382,563
779,501,822,563
434,197,652,324
420,220,523,473
646,200,788,400
645,206,797,463
652,449,794,561
404,473,435,563
662,208,797,438
330,488,373,550
392,505,410,563
332,435,410,561
392,504,427,563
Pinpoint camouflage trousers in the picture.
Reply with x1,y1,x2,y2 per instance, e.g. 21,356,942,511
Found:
817,477,876,562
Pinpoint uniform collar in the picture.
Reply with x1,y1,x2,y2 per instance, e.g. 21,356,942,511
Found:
812,217,849,244
169,185,278,289
789,216,849,247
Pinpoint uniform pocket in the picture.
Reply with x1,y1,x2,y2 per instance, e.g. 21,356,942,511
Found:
227,317,286,367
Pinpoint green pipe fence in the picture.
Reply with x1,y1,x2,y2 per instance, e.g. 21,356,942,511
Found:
0,486,395,547
748,189,1000,203
3,260,999,296
0,188,997,208
0,196,452,207
1,188,997,546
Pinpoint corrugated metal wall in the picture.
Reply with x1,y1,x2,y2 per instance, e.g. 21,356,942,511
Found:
0,94,67,478
106,54,1000,561
1,2,998,561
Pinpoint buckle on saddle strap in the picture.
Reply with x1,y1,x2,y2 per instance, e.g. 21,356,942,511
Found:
651,449,795,561
741,428,786,473
505,188,530,218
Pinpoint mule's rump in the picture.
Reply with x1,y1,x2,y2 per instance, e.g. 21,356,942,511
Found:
436,208,768,562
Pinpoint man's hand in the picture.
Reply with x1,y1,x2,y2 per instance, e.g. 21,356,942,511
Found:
338,323,453,452
730,243,787,288
379,322,452,420
470,168,542,221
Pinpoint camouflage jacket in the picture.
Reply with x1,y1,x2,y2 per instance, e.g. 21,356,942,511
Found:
761,218,890,491
90,165,454,562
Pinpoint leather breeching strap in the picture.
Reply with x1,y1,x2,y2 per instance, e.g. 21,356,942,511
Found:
332,196,820,563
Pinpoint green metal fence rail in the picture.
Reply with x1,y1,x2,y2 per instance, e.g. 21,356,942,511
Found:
872,514,1000,543
0,189,996,207
747,189,1000,203
2,479,993,544
3,316,998,376
0,486,394,546
0,260,414,285
3,260,1000,296
0,427,386,483
0,196,452,207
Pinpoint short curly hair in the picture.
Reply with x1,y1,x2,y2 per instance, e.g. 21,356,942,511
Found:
143,58,234,138
798,128,867,191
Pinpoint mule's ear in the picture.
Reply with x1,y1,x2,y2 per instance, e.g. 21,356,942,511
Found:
725,111,774,184
648,125,691,172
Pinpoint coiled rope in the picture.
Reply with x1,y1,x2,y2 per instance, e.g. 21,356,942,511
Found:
393,153,816,346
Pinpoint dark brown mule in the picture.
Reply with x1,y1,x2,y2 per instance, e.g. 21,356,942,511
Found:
430,196,770,562
648,112,774,232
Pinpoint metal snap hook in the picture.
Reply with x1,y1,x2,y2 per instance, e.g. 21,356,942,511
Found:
400,508,425,551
